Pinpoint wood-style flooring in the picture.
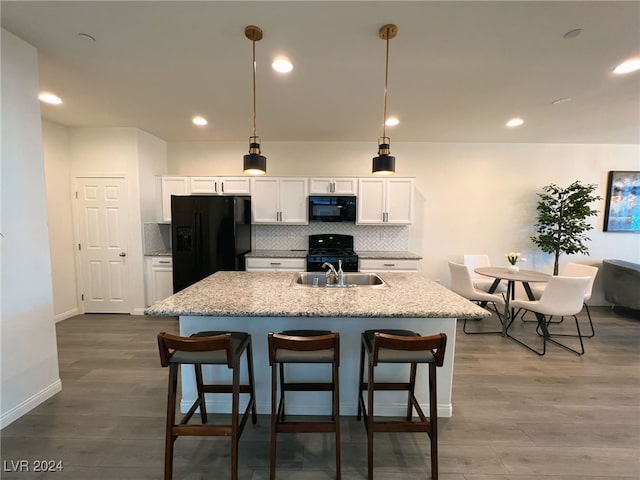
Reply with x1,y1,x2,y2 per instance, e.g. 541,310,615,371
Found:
1,307,639,479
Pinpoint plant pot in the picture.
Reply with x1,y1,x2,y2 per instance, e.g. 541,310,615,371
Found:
506,265,519,273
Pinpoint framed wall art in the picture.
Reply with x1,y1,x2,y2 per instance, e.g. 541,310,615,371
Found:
603,170,640,232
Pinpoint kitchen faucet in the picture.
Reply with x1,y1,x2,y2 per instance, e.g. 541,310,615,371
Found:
322,262,338,284
322,261,345,286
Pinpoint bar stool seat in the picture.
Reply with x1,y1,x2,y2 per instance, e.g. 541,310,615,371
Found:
157,330,257,480
268,330,341,480
357,329,447,480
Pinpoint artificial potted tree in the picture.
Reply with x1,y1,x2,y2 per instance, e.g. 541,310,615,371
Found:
530,181,601,275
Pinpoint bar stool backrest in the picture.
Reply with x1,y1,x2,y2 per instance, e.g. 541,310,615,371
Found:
372,332,447,367
268,332,340,366
157,332,234,367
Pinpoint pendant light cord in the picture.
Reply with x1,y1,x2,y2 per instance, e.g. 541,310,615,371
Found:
382,31,390,139
252,39,257,138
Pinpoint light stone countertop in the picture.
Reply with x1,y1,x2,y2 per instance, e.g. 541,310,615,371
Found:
145,271,490,319
245,249,307,258
145,249,171,256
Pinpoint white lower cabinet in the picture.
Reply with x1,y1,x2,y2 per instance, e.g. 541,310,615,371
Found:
359,258,419,273
245,257,305,272
145,257,174,306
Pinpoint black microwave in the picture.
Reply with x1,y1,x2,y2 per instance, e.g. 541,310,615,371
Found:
308,195,357,222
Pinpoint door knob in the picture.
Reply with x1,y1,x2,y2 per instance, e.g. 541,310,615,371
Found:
119,252,127,257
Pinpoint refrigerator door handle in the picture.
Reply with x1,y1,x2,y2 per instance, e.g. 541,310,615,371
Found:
221,181,225,194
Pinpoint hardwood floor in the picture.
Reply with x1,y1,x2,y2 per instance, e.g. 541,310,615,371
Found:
1,307,639,479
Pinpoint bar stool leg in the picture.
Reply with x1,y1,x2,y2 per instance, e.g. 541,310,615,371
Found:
367,361,375,480
429,363,438,480
270,362,278,480
407,362,417,421
165,363,178,480
246,339,258,423
357,341,365,420
333,361,341,479
231,361,240,480
194,363,207,424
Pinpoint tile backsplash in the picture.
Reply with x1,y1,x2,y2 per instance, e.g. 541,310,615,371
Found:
255,224,408,251
143,223,171,253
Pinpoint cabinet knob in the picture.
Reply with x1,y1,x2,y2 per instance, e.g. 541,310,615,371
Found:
119,252,127,257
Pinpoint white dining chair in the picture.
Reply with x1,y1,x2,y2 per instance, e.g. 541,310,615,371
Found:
525,263,599,337
509,276,591,355
463,254,507,296
448,261,505,334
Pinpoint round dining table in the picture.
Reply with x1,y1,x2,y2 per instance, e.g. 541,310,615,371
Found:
474,267,550,337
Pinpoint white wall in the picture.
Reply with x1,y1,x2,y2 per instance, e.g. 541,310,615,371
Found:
1,29,61,429
42,121,78,321
137,129,167,223
168,140,640,304
68,128,146,314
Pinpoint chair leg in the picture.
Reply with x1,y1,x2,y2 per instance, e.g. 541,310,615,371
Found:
463,303,503,335
278,363,286,422
231,362,241,480
165,364,178,480
546,315,585,355
429,363,438,480
584,303,595,338
507,312,548,356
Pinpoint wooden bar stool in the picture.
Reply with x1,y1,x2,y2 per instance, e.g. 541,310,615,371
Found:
157,330,257,480
268,330,341,480
357,329,447,480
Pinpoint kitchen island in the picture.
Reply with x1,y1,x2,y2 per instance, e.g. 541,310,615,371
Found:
145,271,489,417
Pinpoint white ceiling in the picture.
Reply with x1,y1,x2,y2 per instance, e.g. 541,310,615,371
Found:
2,1,639,144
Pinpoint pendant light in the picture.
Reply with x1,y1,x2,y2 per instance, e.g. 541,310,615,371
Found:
243,25,267,175
372,24,398,176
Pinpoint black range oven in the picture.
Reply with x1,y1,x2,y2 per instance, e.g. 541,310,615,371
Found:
306,234,359,272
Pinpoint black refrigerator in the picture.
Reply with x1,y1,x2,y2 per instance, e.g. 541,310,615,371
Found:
171,195,251,293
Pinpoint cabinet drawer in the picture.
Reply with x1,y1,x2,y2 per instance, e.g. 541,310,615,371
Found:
359,259,418,272
246,257,305,271
151,257,173,267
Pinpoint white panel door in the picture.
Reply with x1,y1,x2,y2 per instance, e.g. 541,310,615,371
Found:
77,177,130,313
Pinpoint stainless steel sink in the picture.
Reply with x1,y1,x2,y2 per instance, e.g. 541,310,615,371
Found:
291,272,386,287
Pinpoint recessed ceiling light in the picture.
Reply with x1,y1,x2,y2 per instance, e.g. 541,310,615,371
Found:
563,28,583,39
385,117,400,127
551,97,572,105
505,117,524,128
613,57,640,75
38,92,63,105
272,57,293,73
192,116,208,126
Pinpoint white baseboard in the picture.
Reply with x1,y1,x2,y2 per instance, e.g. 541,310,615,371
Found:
0,379,62,429
54,308,79,323
130,307,146,316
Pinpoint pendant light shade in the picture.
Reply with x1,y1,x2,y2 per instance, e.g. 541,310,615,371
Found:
243,25,267,175
372,137,396,175
372,24,397,176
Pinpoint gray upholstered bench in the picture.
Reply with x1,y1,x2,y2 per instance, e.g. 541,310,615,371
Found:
602,259,640,314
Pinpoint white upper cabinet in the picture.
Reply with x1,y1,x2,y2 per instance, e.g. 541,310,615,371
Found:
309,177,357,195
189,177,251,195
161,177,190,222
251,177,308,224
357,178,414,225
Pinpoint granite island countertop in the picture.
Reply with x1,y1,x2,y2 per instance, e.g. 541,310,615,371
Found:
145,271,489,319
